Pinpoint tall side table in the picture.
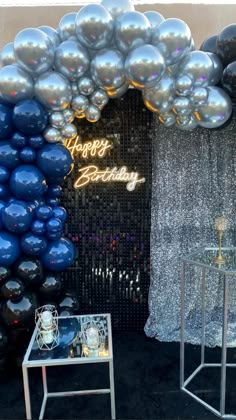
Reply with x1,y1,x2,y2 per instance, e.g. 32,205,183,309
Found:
22,314,116,420
180,247,236,419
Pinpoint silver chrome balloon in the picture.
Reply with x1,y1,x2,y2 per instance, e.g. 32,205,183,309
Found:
44,127,62,143
115,11,151,54
100,0,134,20
125,44,165,89
76,4,114,50
158,111,176,127
50,111,65,129
0,42,16,66
90,89,109,109
61,123,77,139
144,11,165,33
85,104,101,122
71,82,79,96
0,64,34,104
63,108,75,123
190,87,208,108
207,52,223,85
35,71,72,111
55,40,90,81
78,76,95,96
107,81,129,98
172,97,192,116
72,94,89,112
143,72,175,113
14,28,54,75
58,13,77,41
38,26,61,48
74,110,86,119
175,115,191,127
178,51,214,88
193,86,232,128
177,115,198,130
91,48,125,91
175,74,193,96
152,18,191,66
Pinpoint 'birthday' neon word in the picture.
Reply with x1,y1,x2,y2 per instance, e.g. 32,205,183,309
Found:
74,165,146,191
65,137,112,159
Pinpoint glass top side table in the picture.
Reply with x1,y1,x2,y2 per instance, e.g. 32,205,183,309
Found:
22,314,116,420
180,247,236,419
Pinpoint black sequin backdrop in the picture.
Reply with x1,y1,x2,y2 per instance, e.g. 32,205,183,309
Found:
62,90,153,331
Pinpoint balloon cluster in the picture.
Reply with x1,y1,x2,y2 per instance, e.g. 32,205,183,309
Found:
0,0,233,135
200,24,236,101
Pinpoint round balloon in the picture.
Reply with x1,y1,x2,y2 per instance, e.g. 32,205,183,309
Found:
21,233,47,256
36,205,53,221
144,11,165,33
85,105,101,122
0,142,19,169
41,237,75,271
143,72,175,113
38,25,61,48
58,291,79,312
216,24,236,66
11,132,27,149
0,324,8,353
200,35,217,54
193,87,232,128
47,185,62,198
0,267,11,284
10,165,46,201
91,48,125,91
13,99,48,135
78,77,95,96
14,28,54,75
1,277,25,301
58,12,77,41
0,166,10,183
28,134,45,150
76,4,114,50
2,200,33,233
0,232,20,266
1,292,38,328
20,147,36,163
152,18,191,65
125,44,165,89
55,40,90,81
0,64,34,105
115,11,151,54
0,104,13,139
46,217,63,233
35,71,72,111
178,51,214,88
14,257,43,286
37,143,73,178
31,219,46,236
222,61,236,98
52,206,67,222
90,89,109,109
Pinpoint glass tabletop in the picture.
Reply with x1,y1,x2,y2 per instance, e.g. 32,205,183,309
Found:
24,314,111,365
183,247,236,274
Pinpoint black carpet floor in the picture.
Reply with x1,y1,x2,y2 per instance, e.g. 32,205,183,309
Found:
0,332,236,419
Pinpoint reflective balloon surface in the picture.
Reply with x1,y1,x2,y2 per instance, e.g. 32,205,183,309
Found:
216,24,236,66
0,103,13,139
115,11,151,54
41,238,75,271
0,42,16,66
39,272,62,297
0,65,34,105
144,11,165,33
1,292,38,327
35,71,72,111
76,4,114,50
10,164,46,200
101,0,134,19
14,257,43,286
78,76,95,96
200,35,217,54
21,233,47,256
1,277,25,300
90,89,109,109
178,51,214,88
55,40,90,81
222,61,236,98
14,28,54,75
2,200,33,233
0,232,20,266
58,13,77,41
38,26,61,48
143,72,175,113
85,104,101,122
58,291,79,312
13,99,48,135
37,144,73,178
0,142,19,169
91,48,125,91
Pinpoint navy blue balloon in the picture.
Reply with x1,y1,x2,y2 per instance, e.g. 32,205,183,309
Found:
0,166,10,183
36,205,53,221
52,206,67,223
0,200,5,230
28,199,45,212
37,144,73,178
0,232,20,266
47,231,62,241
0,185,9,200
46,197,60,208
10,164,46,201
47,175,65,185
1,277,25,301
12,99,48,135
21,233,47,256
31,220,46,236
14,257,43,286
2,200,33,233
0,142,20,169
46,217,62,233
28,134,45,150
11,132,27,149
41,238,75,271
20,147,36,163
0,104,13,139
1,292,38,328
47,185,62,198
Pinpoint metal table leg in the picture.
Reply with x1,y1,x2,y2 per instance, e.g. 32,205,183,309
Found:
201,269,206,366
39,366,48,420
22,365,32,420
109,360,116,420
220,275,229,417
180,261,186,388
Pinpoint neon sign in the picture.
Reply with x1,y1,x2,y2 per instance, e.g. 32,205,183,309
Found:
65,137,112,159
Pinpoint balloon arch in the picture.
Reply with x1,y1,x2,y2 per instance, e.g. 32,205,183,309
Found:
0,0,235,356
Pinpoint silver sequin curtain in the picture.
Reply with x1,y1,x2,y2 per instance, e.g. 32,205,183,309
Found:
145,115,236,347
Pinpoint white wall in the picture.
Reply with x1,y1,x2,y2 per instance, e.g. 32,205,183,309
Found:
0,2,235,50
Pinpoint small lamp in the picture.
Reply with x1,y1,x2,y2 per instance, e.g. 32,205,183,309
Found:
35,304,59,350
214,216,227,265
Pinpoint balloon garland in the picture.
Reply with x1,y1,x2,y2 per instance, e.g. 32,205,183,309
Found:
0,0,235,360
